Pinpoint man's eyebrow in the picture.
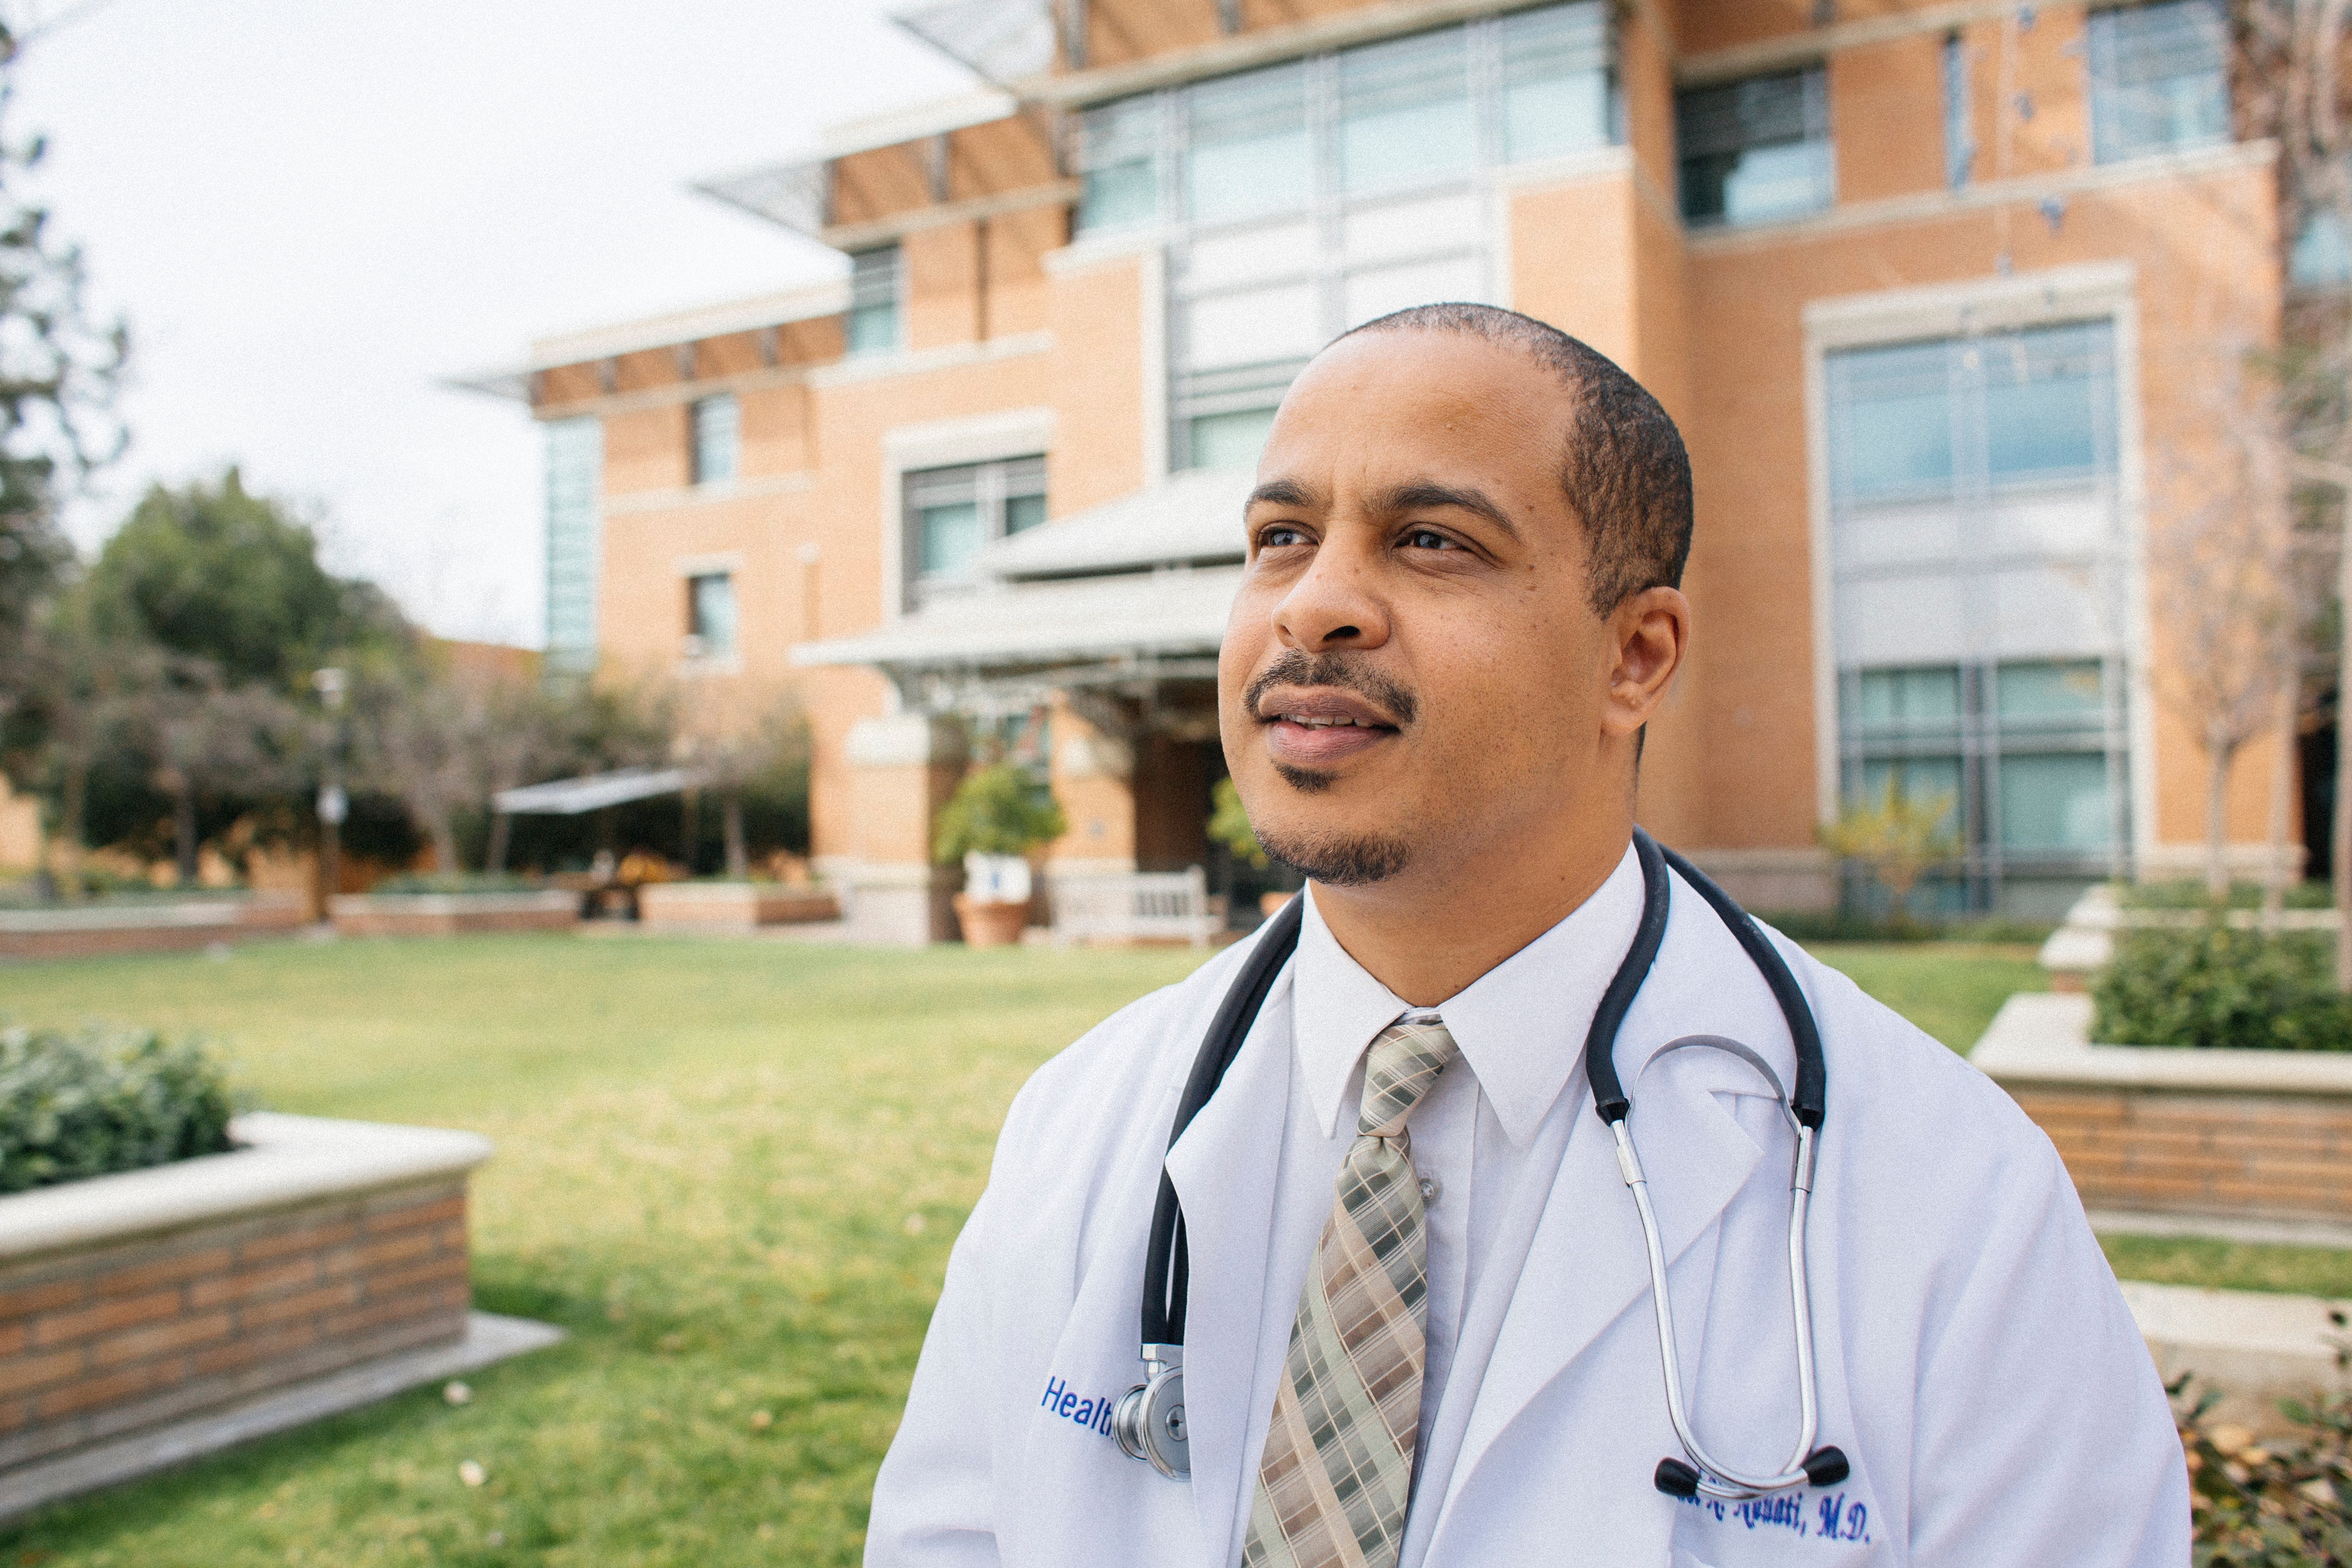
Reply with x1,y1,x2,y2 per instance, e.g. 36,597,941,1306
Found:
1372,481,1522,542
1247,478,1322,510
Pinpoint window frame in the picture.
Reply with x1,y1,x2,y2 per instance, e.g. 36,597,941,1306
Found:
2084,0,2232,167
899,453,1049,607
688,393,740,488
1674,64,1836,229
846,244,904,358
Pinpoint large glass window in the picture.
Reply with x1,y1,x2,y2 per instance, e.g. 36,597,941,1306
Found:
1827,323,2130,913
1076,2,1612,469
2087,0,2229,164
847,246,902,356
544,416,602,674
685,571,738,660
690,394,738,486
1677,67,1834,226
1075,1,1612,236
903,454,1048,604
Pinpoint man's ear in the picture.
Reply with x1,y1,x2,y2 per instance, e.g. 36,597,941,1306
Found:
1601,586,1690,738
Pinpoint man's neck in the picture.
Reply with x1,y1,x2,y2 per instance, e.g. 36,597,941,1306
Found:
1307,815,1635,1008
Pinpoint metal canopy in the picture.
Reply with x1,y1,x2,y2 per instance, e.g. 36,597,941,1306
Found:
492,767,712,817
891,0,1056,84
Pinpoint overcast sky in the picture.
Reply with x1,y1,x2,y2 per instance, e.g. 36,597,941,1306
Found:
18,0,975,645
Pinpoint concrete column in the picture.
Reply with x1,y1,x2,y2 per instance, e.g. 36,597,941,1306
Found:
841,713,968,945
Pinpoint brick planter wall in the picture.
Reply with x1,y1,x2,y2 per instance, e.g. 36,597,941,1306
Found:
0,895,307,962
1976,994,2352,1225
2003,1087,2352,1221
636,881,839,932
0,1115,489,1479
329,891,578,938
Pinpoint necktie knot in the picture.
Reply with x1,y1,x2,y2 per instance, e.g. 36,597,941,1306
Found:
1358,1018,1458,1142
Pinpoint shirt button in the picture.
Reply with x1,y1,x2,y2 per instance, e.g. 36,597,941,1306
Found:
1419,1175,1442,1204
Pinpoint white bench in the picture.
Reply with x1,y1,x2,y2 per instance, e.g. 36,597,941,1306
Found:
1049,867,1219,948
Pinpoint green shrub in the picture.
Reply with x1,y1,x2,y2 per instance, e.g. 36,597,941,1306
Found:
931,764,1066,863
0,1026,239,1194
2177,1376,2352,1564
2122,879,2333,912
2092,923,2352,1051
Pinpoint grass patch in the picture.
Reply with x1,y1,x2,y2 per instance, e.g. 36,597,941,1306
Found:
2101,1233,2352,1300
1799,941,2046,1052
0,932,2061,1561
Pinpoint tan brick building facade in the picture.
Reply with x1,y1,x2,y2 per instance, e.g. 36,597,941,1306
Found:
464,0,2305,943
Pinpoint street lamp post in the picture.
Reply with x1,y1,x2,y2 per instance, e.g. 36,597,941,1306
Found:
313,667,348,919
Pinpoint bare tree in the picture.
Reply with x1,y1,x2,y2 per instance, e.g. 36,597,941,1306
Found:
668,679,809,880
354,670,489,876
2148,341,2312,902
2233,0,2352,979
129,662,299,886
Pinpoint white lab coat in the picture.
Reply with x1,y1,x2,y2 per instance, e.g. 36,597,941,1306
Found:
867,871,2189,1567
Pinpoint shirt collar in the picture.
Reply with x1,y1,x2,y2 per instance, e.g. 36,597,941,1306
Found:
1290,840,1646,1146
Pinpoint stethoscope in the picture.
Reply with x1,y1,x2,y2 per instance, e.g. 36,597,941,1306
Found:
1109,828,1851,1505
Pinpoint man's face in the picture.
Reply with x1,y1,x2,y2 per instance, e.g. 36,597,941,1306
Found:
1217,329,1631,887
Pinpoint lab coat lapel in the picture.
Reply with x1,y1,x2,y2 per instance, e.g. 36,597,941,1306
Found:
1163,980,1297,1568
1435,1047,1769,1535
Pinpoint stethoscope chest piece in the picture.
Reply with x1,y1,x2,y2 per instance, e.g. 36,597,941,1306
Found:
1111,1345,1188,1477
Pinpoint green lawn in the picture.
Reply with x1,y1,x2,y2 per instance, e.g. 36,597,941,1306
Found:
0,932,2305,1562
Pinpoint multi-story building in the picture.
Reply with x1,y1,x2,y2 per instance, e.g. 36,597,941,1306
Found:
462,0,2308,943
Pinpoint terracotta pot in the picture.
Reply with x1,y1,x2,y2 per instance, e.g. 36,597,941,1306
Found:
953,893,1031,948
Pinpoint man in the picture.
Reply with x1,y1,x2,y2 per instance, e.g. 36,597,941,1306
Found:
867,305,2187,1567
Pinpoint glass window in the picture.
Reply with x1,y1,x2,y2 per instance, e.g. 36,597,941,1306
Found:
1190,408,1279,471
2293,211,2352,288
1005,492,1048,536
1997,659,2105,723
1830,342,1954,501
686,572,738,659
1147,4,1611,470
1677,67,1834,225
544,417,602,674
1998,753,2114,852
1339,28,1475,196
1501,3,1612,162
1187,63,1312,225
902,454,1048,603
1943,36,1974,189
1829,324,2129,907
2087,0,2229,164
847,246,902,356
1859,755,1964,834
1857,666,1963,730
690,394,738,486
1077,95,1163,234
1980,327,2105,481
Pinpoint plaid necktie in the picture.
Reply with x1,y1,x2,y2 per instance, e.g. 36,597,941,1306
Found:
1243,1018,1459,1568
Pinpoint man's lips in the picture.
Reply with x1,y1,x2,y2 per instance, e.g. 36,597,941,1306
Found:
1256,688,1400,768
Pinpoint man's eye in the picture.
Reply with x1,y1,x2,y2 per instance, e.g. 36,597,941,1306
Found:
1403,527,1457,550
1259,525,1308,549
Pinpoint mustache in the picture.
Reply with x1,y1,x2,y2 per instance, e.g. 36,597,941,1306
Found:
1242,650,1418,727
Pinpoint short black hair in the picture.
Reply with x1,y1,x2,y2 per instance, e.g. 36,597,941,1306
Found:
1335,302,1694,614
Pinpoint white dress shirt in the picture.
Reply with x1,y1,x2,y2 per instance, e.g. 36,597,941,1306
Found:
1287,845,1644,1462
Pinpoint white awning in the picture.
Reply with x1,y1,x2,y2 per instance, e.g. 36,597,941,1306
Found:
492,767,711,816
979,466,1251,581
793,564,1240,676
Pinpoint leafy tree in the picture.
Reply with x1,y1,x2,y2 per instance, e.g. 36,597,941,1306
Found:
3,588,150,898
83,471,406,690
0,43,126,695
670,679,811,879
124,659,300,885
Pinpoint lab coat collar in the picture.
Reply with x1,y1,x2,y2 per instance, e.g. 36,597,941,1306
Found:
1291,842,1645,1146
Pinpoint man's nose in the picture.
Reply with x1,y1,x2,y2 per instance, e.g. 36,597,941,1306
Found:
1273,540,1391,654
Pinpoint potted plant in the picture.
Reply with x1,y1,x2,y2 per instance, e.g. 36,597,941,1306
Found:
933,763,1067,948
